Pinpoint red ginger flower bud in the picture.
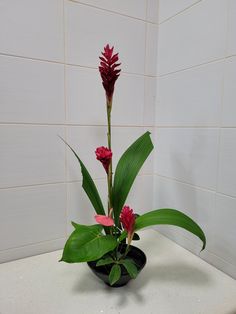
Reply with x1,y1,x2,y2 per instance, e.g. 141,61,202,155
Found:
95,146,112,174
99,44,121,103
120,206,136,235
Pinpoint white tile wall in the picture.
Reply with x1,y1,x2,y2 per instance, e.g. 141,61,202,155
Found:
227,0,236,57
154,0,236,279
126,175,155,214
66,66,145,126
159,0,200,23
0,184,66,252
66,126,107,182
221,57,236,127
0,238,66,263
156,61,224,126
212,194,236,266
147,0,159,23
153,175,214,246
0,125,66,188
158,0,227,75
65,1,146,74
155,128,219,189
113,74,145,126
65,66,107,125
145,23,158,76
67,179,107,233
218,129,236,198
144,77,157,126
0,55,65,124
0,0,64,62
0,1,156,262
71,0,147,20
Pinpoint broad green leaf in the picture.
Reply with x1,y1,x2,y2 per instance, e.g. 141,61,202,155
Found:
113,132,154,225
135,208,206,251
121,259,138,278
109,264,121,286
59,136,105,216
60,224,117,263
96,257,114,267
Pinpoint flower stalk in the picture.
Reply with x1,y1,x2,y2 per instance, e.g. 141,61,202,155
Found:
99,44,121,217
107,104,112,214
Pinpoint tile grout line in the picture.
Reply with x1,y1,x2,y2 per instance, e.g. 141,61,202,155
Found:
159,0,203,25
155,173,216,193
0,174,153,191
1,52,235,79
1,122,236,128
158,57,226,78
158,55,236,78
67,0,158,24
215,56,227,194
155,173,236,199
213,0,232,196
0,237,66,255
0,52,157,78
62,0,69,237
142,1,149,127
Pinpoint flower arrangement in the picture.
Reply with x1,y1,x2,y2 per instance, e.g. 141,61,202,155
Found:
60,45,206,287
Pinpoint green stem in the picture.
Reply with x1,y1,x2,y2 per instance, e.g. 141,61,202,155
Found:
107,102,113,214
122,244,130,259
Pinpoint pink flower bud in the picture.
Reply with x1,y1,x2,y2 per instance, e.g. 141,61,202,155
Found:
99,44,121,103
95,215,114,227
95,146,112,174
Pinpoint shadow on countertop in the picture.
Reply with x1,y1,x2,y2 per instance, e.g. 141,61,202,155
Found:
71,261,211,308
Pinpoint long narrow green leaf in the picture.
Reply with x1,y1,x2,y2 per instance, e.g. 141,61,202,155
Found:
60,224,117,263
135,208,206,251
109,264,121,286
59,136,105,216
112,132,154,225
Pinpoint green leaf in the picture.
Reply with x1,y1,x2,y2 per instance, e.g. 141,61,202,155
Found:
135,208,206,251
121,259,138,278
109,264,121,286
133,233,140,241
59,136,105,216
112,132,154,225
60,224,117,263
96,257,114,267
118,231,127,242
71,221,79,229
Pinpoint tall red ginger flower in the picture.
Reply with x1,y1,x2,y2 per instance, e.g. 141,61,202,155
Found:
95,146,112,174
99,44,121,105
120,206,136,245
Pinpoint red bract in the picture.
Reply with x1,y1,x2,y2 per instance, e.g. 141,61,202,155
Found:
120,206,136,234
99,44,121,103
95,146,112,174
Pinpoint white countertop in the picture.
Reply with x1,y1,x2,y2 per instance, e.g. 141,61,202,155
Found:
0,230,236,314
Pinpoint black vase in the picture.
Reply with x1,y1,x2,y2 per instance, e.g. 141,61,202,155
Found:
87,245,146,287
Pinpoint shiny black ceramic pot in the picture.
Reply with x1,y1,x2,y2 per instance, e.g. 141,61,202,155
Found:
87,245,146,287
